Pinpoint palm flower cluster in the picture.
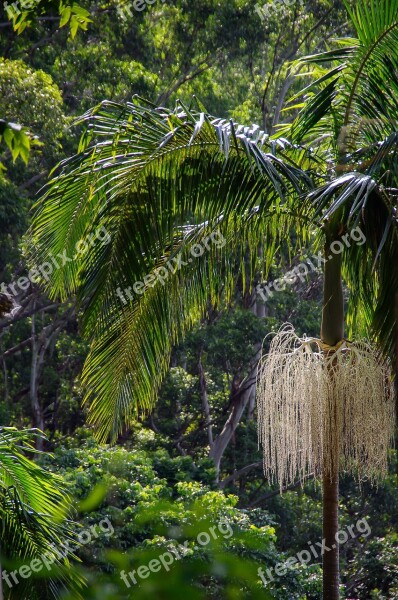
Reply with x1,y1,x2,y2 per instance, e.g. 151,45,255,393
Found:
257,324,395,490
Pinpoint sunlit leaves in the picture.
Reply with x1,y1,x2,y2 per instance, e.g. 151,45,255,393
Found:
0,120,31,164
0,428,86,599
5,0,92,38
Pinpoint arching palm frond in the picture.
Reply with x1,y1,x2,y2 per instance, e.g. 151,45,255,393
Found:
31,99,316,440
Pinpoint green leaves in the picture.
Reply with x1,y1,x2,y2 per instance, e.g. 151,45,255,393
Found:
5,0,91,37
285,0,398,357
286,0,398,156
30,0,398,440
0,120,31,164
30,98,313,440
0,428,86,599
59,2,92,39
0,428,65,515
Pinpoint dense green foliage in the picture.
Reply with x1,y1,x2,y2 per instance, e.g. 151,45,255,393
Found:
0,1,397,599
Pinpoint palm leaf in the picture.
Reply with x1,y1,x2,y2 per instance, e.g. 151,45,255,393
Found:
285,0,398,357
0,428,85,599
30,100,315,440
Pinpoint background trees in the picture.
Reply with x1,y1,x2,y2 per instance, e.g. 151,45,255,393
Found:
1,1,397,598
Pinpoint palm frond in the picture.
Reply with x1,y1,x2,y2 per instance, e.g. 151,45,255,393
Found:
0,428,86,599
284,0,398,357
30,100,315,439
82,207,309,440
286,0,398,155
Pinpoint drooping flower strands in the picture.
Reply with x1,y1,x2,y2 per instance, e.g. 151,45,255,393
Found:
257,324,395,491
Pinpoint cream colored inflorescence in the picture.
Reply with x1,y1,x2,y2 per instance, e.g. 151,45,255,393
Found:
257,324,395,491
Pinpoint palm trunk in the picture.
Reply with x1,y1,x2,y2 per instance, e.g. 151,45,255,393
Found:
320,242,344,600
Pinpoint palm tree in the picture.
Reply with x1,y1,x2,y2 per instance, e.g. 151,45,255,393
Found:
31,0,398,596
0,428,85,599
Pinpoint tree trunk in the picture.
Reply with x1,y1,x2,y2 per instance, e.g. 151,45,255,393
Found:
198,355,214,448
209,382,253,481
209,292,265,481
321,241,344,600
30,312,45,450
